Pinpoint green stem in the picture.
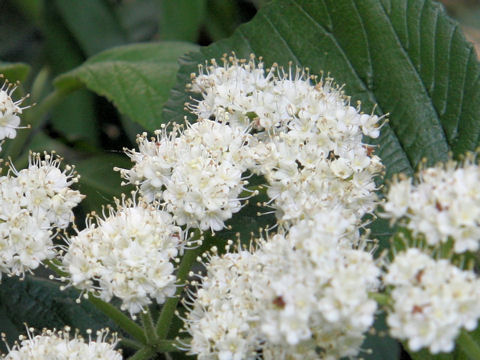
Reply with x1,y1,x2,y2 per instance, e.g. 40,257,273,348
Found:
140,308,158,345
457,330,480,360
45,258,147,345
127,346,157,360
156,231,205,339
119,338,143,351
44,259,69,278
88,295,147,344
156,338,191,352
369,292,390,307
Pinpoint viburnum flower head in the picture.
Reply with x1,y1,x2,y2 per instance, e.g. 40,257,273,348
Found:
188,55,384,227
384,248,480,353
61,196,186,316
1,327,122,360
0,152,83,279
182,210,380,359
118,120,255,231
382,154,480,253
0,75,28,147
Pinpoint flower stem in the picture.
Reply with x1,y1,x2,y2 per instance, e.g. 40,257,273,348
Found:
44,259,69,278
140,308,158,345
87,295,147,344
369,292,390,307
119,338,143,351
155,230,206,339
45,258,147,345
127,346,157,360
457,329,480,360
156,338,191,352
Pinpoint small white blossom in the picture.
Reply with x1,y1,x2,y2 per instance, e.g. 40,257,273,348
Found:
62,197,185,316
0,77,28,148
384,248,480,353
0,152,83,278
382,156,480,253
1,327,122,360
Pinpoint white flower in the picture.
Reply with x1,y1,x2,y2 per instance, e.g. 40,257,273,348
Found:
382,155,480,253
0,152,83,279
61,197,185,316
384,248,480,353
0,77,27,147
2,327,122,360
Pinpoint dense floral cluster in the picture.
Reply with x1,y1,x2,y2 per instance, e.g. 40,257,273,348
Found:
118,121,255,231
188,56,384,227
382,156,480,253
62,198,185,315
384,248,480,353
0,152,83,278
1,327,122,360
182,210,380,359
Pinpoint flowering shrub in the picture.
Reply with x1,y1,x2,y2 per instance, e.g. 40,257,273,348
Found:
1,0,480,359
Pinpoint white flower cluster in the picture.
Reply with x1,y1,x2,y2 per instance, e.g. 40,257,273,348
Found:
188,56,384,226
1,327,122,360
182,209,380,359
118,120,254,231
0,77,26,149
120,56,383,231
382,156,480,253
384,248,480,353
62,198,185,315
0,152,83,278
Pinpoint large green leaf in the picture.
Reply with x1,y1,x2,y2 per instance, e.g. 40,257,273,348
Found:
55,42,199,131
164,0,480,180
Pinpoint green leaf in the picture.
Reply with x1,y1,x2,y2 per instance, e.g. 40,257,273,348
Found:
53,0,126,56
54,42,199,131
164,0,480,181
0,275,117,349
159,0,206,42
0,62,30,83
75,153,134,213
